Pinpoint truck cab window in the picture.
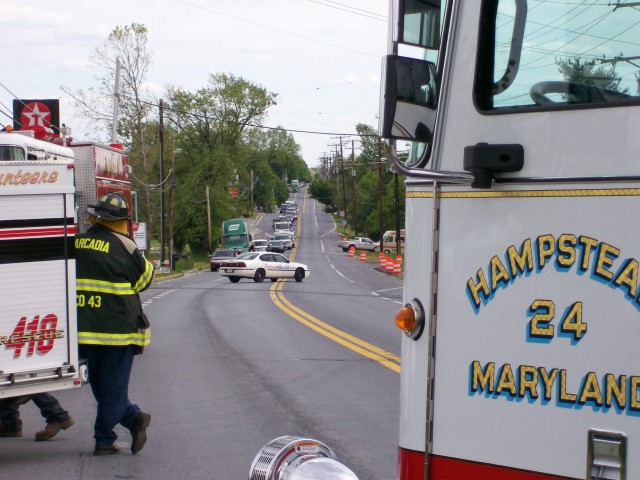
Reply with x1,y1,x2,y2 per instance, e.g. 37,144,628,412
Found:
477,0,640,110
0,146,25,161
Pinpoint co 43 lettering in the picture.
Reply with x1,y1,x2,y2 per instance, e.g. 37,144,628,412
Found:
528,300,587,342
76,294,102,308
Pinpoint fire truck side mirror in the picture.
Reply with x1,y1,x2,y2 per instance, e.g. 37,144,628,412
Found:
379,55,437,149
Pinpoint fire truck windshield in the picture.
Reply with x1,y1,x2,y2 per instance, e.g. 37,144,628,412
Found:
477,0,640,110
0,145,25,161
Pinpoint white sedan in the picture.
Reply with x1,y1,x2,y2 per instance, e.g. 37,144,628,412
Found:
219,252,310,283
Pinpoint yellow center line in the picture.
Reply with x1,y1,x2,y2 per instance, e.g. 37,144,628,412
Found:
269,189,401,373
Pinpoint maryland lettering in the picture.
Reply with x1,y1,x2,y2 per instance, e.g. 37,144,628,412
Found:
470,360,640,414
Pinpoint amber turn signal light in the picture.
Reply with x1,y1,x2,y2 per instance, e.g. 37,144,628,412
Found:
394,299,425,340
395,306,416,332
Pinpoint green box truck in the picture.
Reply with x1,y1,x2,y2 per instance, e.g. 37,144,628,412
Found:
221,218,253,252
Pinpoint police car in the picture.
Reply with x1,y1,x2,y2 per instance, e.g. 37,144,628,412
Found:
219,252,310,283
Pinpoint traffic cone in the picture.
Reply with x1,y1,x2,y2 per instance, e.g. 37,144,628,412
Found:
380,254,386,270
360,251,366,262
394,257,402,275
348,246,355,257
386,257,395,273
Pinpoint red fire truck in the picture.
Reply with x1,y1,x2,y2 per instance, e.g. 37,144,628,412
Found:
379,1,640,479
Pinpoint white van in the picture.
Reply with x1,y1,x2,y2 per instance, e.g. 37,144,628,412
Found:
382,229,405,254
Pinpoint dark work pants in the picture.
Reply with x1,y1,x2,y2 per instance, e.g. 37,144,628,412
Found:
79,344,141,447
0,393,71,430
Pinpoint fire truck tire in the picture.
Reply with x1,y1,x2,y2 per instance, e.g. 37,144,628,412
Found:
228,276,241,283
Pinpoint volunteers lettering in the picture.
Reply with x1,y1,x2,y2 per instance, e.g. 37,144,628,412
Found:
0,169,59,186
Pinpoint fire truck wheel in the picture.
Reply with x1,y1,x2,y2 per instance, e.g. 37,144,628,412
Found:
228,276,241,283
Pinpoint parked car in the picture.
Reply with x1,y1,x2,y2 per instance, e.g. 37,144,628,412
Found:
267,239,286,253
337,236,378,252
219,252,310,283
250,239,269,252
210,248,236,271
382,229,405,254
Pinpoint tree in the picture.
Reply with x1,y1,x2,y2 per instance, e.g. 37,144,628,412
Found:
165,74,282,251
166,73,277,149
556,57,629,96
63,23,159,240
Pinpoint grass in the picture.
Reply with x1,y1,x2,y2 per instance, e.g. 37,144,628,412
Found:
147,252,210,276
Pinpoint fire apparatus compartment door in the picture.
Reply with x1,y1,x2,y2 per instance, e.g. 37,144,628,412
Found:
431,186,640,479
0,192,79,396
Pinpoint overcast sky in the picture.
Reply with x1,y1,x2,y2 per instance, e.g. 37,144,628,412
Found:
0,0,388,167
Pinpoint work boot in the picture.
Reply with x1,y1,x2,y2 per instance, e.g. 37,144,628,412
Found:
35,418,75,441
94,444,121,456
130,412,151,454
0,424,23,438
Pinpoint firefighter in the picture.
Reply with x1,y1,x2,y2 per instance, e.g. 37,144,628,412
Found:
75,192,154,456
0,394,74,440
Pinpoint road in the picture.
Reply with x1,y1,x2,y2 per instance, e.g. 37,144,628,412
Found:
0,187,404,479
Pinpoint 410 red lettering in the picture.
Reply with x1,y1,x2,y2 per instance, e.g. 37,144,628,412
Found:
4,314,63,358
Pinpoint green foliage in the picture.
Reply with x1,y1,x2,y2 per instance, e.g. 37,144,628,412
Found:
556,57,629,95
319,124,405,240
308,178,336,207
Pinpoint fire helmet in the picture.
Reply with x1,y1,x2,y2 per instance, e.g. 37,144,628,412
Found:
86,192,131,221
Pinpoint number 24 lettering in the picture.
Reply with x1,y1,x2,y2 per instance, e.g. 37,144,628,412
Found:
528,300,586,342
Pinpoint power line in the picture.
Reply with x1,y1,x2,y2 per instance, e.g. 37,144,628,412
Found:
135,97,377,138
306,0,386,21
174,0,379,58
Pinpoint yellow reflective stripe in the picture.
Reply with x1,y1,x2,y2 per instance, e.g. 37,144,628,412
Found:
76,278,135,295
78,330,151,346
133,259,154,292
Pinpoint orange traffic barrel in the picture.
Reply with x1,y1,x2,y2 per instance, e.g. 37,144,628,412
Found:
386,257,395,273
394,257,402,275
348,246,355,257
360,251,366,262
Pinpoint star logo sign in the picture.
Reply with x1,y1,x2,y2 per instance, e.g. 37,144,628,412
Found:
21,102,52,128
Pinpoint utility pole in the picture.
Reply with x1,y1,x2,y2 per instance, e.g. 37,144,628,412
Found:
206,186,211,253
351,139,357,236
340,141,347,220
378,141,383,252
159,99,165,264
329,137,348,221
250,169,254,215
169,137,175,269
394,172,401,254
111,57,121,144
